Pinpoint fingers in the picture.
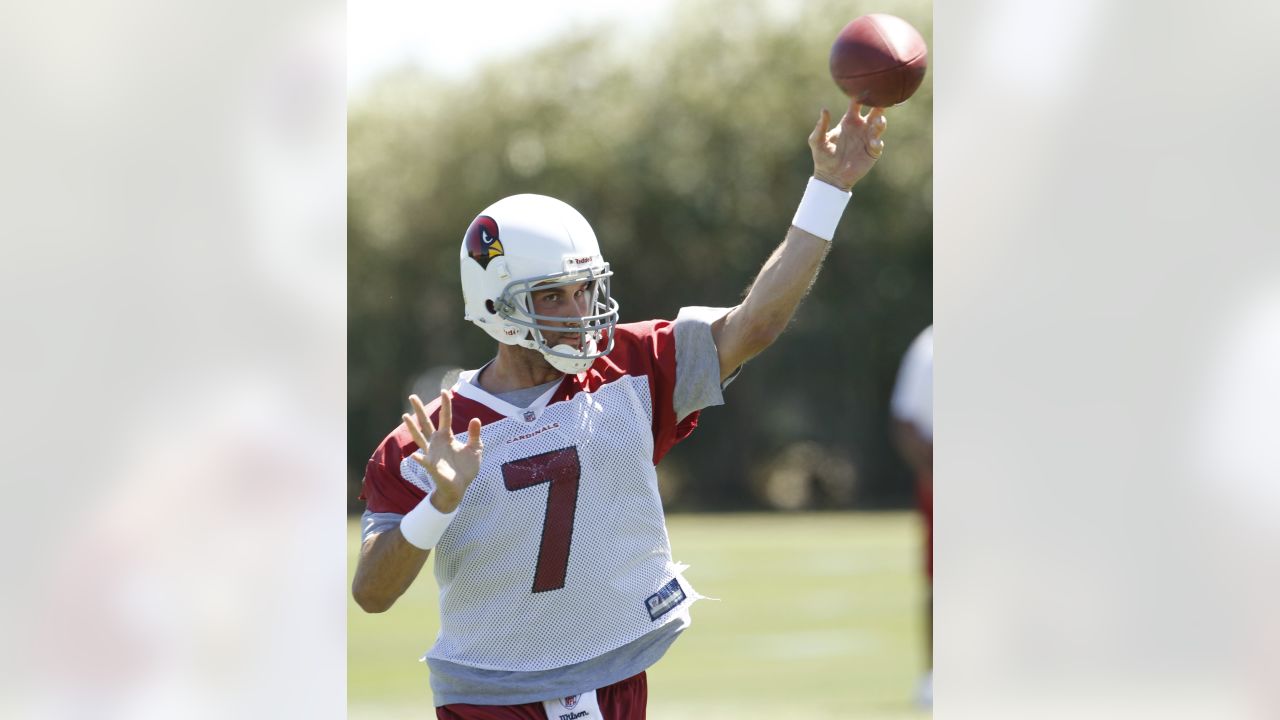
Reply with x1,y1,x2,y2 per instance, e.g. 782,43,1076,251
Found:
868,107,887,137
408,391,481,448
844,99,863,128
406,394,435,465
825,107,844,144
437,390,452,437
809,108,831,148
403,411,430,450
866,107,887,158
410,394,436,436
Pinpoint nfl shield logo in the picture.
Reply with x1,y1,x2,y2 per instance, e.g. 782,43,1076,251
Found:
561,695,579,709
523,410,536,422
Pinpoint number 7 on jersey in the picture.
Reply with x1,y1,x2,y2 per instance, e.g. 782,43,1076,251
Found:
502,446,581,593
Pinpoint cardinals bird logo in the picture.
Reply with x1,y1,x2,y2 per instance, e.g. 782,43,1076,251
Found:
465,215,503,269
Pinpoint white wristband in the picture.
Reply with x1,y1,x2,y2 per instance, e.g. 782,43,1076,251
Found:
399,493,458,550
791,176,851,241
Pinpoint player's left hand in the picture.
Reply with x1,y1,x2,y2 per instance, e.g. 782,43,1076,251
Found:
403,391,483,513
809,98,887,191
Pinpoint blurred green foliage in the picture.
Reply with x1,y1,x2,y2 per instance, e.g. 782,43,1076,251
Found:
348,0,932,513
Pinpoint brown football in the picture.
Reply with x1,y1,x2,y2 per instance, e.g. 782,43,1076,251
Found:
829,14,928,107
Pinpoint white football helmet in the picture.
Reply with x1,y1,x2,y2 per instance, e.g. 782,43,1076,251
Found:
460,194,619,374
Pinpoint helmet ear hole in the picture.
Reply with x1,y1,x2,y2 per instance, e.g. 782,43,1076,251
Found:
485,299,497,315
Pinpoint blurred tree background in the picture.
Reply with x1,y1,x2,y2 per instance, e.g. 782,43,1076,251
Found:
348,0,932,514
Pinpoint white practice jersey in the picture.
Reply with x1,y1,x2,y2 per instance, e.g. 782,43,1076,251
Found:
891,325,933,440
361,319,707,672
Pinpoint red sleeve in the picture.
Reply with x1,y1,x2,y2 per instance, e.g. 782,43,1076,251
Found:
605,320,700,464
358,424,427,514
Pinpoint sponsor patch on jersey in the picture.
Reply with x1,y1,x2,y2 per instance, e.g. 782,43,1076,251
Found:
644,577,686,621
541,689,600,720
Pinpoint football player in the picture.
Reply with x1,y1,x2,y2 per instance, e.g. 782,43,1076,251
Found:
890,324,933,709
353,99,888,718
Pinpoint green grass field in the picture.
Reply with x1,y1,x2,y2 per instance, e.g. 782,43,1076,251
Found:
348,512,929,719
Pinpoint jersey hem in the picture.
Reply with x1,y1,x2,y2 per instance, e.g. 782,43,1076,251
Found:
429,627,681,707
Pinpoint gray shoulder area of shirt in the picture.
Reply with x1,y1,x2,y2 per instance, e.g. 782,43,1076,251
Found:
673,305,742,423
361,510,403,543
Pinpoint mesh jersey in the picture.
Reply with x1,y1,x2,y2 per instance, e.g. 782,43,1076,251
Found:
361,320,702,672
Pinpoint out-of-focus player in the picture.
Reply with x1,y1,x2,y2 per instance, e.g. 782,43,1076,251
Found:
891,324,933,709
351,98,890,717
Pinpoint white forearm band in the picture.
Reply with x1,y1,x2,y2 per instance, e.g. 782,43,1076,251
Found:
791,176,852,241
399,493,458,550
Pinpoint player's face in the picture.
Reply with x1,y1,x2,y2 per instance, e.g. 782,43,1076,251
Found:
530,281,592,348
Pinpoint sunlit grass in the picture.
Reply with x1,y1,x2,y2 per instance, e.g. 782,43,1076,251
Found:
348,511,929,719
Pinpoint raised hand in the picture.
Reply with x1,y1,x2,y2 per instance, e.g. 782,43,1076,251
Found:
403,391,483,513
808,98,887,191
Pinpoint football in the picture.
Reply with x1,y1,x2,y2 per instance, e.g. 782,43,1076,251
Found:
829,14,928,107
